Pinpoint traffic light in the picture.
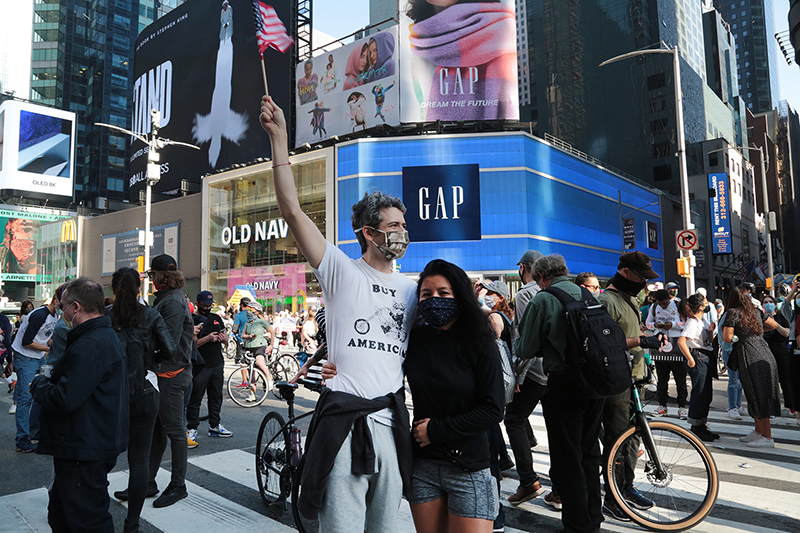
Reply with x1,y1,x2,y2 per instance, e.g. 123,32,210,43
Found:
135,255,145,273
766,277,773,290
677,257,690,277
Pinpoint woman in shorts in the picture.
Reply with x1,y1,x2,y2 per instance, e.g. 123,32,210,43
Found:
405,259,505,533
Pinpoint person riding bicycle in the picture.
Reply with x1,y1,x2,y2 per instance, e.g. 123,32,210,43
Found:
232,299,250,363
240,301,276,402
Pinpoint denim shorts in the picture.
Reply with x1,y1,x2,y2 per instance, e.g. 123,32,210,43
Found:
408,459,498,521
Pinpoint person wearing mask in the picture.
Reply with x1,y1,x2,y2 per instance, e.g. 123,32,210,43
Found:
741,282,763,311
107,268,177,532
666,281,681,301
696,288,718,325
146,254,194,507
405,260,504,533
44,285,69,366
645,289,688,419
723,287,786,448
575,272,600,297
232,300,250,363
718,303,744,420
506,250,553,509
241,300,275,403
30,278,128,532
187,291,232,444
761,294,794,413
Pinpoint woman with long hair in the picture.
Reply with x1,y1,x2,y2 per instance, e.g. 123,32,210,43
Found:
405,259,504,533
722,287,787,448
108,267,177,533
761,294,794,412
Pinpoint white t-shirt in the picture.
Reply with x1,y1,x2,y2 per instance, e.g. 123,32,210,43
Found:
681,316,712,351
646,300,684,337
313,242,417,426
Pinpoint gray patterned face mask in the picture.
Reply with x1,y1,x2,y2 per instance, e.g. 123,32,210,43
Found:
369,227,409,260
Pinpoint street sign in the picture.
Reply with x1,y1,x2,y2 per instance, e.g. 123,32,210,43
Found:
623,218,636,249
676,229,699,251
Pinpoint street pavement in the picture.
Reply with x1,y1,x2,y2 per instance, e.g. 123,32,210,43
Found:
1,362,799,532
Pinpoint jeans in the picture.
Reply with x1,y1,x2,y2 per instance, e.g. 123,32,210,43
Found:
126,408,159,530
186,364,224,430
542,373,604,533
49,457,117,533
655,360,688,408
721,349,742,410
149,369,192,489
504,377,547,487
14,352,42,445
686,352,713,426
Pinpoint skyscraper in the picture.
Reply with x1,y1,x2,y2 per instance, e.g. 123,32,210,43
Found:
28,0,183,207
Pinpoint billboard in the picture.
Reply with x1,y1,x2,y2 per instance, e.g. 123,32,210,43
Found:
398,0,518,122
294,27,399,146
709,173,732,254
0,100,75,199
129,0,294,198
101,222,180,277
0,207,71,282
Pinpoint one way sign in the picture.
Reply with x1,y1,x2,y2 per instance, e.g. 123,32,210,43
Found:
675,229,699,251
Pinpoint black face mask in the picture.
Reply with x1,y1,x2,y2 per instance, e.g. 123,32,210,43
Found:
198,306,211,317
703,305,711,313
418,296,459,328
610,273,647,297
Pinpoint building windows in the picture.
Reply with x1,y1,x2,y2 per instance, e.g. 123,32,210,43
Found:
652,142,670,158
647,72,666,90
650,118,669,132
653,164,672,181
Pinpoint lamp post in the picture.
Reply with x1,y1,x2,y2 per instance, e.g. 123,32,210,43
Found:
601,43,694,294
96,110,199,300
707,145,774,296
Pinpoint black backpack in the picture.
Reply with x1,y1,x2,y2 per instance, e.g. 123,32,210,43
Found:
107,307,159,416
544,286,631,399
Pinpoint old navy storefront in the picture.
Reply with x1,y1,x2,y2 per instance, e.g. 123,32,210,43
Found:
202,133,665,306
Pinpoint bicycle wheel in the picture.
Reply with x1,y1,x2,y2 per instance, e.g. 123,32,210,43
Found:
274,354,301,382
226,337,237,359
606,420,719,531
256,412,291,506
227,366,272,407
292,459,319,533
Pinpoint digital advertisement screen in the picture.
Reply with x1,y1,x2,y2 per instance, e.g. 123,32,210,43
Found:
708,173,732,254
0,207,71,282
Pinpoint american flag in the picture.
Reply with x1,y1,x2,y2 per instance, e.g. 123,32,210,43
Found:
252,1,294,57
738,259,746,280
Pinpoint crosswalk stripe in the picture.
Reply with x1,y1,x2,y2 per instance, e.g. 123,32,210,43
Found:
0,487,50,532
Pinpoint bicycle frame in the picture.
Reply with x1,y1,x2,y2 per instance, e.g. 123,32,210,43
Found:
631,386,667,480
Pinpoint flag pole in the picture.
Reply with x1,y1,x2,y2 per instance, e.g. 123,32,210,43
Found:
260,57,270,98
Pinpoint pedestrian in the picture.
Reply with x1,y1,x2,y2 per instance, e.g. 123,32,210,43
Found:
107,268,177,532
30,277,128,533
405,259,504,533
261,94,418,531
146,254,194,507
645,289,688,419
724,287,787,448
45,285,70,366
516,254,603,533
12,289,60,452
575,272,600,297
761,294,794,412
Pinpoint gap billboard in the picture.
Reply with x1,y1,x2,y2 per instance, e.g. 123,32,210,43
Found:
130,0,294,198
294,27,399,146
398,0,518,122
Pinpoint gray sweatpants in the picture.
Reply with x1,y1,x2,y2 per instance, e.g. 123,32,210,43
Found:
319,416,403,533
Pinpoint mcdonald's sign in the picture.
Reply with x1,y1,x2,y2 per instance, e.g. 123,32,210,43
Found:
61,219,77,243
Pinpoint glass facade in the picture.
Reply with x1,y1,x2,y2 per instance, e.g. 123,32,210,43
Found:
35,217,79,301
206,159,327,313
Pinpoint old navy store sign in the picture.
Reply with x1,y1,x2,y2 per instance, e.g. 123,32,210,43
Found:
402,164,481,242
708,173,732,254
221,219,289,246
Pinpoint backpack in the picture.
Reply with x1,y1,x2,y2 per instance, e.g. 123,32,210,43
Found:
490,311,516,404
543,286,631,399
107,307,159,416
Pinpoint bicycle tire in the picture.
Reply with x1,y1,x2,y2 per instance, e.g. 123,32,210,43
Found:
606,420,719,531
227,366,272,407
255,412,291,506
274,354,301,382
226,337,237,359
292,459,319,533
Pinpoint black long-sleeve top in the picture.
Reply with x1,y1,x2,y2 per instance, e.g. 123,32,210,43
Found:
404,324,505,471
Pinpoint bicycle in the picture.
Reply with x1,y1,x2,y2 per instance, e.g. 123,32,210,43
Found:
226,348,301,407
605,381,720,531
255,378,323,533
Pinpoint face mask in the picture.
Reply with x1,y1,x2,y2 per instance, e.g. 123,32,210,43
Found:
63,303,75,330
763,302,776,314
703,305,711,313
668,289,679,297
418,296,458,328
592,290,601,298
610,273,647,297
198,306,211,317
483,295,496,309
369,227,409,260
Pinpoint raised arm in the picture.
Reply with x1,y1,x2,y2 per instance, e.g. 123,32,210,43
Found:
260,96,327,268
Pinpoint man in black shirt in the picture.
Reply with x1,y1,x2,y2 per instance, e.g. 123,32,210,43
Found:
186,291,231,443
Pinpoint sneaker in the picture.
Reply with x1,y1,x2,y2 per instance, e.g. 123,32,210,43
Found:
645,382,658,392
8,403,16,414
208,424,233,438
678,407,688,420
245,393,257,403
15,439,36,453
739,430,761,443
651,405,668,417
492,514,505,533
508,482,546,505
543,491,562,511
187,431,199,449
529,435,538,448
235,381,250,388
602,501,631,522
499,456,515,472
152,484,187,508
747,435,775,448
622,485,654,510
690,425,720,442
115,485,158,501
728,408,743,420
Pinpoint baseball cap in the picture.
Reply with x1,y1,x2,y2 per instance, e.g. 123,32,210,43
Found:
197,291,214,305
481,280,511,301
517,250,543,266
150,254,177,272
618,251,659,280
666,281,680,289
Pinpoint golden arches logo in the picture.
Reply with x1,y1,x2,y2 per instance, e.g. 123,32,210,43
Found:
60,219,77,243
